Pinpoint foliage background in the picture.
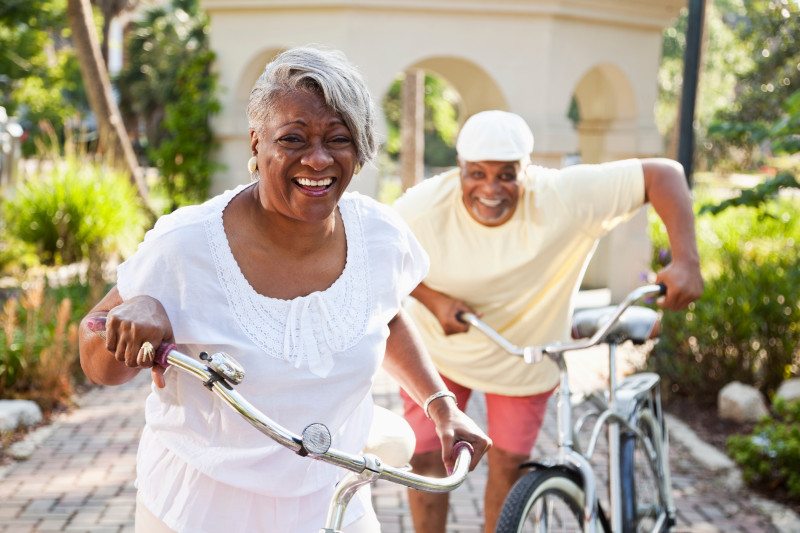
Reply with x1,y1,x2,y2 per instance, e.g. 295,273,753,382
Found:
382,73,461,169
649,186,799,403
114,0,221,213
0,0,88,156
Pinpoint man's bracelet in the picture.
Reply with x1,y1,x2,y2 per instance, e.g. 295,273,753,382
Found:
423,390,458,420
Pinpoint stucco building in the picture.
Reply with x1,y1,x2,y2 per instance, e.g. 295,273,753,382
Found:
198,0,685,300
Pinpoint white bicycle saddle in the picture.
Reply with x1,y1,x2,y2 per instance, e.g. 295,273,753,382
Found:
363,405,416,468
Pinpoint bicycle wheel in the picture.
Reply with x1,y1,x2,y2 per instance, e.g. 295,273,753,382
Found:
496,468,606,533
620,407,669,533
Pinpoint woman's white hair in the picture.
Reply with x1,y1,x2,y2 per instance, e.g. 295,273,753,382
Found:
247,45,378,168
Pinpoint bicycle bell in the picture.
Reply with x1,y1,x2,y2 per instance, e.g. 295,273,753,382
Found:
201,351,245,385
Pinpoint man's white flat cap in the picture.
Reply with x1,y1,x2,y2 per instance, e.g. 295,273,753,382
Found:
456,110,534,162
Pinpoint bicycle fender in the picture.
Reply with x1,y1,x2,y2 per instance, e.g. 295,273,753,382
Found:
516,460,581,478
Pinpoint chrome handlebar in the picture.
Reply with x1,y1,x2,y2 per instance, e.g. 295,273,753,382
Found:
85,316,473,495
456,284,666,363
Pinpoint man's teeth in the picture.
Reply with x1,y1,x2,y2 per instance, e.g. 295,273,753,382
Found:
296,178,333,187
478,198,502,207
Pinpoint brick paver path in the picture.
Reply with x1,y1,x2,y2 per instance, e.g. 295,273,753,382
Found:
0,349,788,533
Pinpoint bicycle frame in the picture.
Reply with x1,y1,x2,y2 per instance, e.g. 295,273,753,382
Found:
569,347,673,532
460,284,672,533
86,317,473,533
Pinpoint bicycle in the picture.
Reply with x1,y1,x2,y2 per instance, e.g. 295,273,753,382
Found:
86,316,474,533
456,284,674,533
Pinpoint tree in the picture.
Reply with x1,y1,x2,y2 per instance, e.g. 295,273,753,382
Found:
90,0,139,66
114,0,220,212
655,0,751,164
0,1,86,156
705,0,800,168
65,0,150,208
696,0,800,213
383,73,461,168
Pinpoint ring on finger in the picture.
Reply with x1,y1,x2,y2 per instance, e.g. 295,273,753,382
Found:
138,341,155,365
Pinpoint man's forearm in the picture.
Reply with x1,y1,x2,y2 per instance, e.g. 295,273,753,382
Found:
642,159,700,266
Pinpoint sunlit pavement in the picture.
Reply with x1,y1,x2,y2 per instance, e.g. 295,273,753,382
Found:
0,351,791,533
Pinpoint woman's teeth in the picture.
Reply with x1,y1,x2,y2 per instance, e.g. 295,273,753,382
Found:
296,178,333,187
478,198,502,207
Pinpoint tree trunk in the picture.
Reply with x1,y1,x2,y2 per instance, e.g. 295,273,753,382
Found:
100,15,110,67
66,0,151,209
401,69,424,191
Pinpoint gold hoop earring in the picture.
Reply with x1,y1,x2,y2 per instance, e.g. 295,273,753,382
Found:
248,156,258,174
354,162,361,175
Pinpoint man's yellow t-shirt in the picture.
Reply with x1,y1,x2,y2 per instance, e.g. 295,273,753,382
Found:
393,159,646,396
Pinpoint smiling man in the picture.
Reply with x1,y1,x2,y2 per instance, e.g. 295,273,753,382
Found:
392,110,703,533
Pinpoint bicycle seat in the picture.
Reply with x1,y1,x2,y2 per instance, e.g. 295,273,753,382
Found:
571,305,659,345
362,405,416,468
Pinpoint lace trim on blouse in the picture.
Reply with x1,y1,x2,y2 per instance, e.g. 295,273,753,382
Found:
205,192,372,378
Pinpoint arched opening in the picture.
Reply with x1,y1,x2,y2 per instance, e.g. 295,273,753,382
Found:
382,73,462,169
377,57,506,202
235,48,286,128
572,63,637,163
413,57,507,116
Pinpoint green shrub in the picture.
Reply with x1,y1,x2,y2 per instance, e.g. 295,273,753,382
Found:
148,48,222,213
0,279,89,413
3,155,148,266
649,194,800,403
0,220,40,277
727,397,800,498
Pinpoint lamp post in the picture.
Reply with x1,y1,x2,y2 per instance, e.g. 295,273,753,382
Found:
677,0,707,187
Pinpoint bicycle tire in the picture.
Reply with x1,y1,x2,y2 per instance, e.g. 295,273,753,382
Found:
495,468,607,533
619,407,669,533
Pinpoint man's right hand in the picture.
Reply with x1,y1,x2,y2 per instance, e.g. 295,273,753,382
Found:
435,297,479,335
410,282,480,335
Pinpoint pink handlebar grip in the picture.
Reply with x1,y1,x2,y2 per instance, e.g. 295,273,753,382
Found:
85,316,107,336
451,441,474,460
85,315,172,368
154,343,174,368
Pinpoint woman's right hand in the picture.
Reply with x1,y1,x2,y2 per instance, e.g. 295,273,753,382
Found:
104,295,174,387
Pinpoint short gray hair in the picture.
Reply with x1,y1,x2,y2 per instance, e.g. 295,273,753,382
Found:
247,46,378,167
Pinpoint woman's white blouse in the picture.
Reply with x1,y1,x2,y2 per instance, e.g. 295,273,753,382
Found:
116,184,429,531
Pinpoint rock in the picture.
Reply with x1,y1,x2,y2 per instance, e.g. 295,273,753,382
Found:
0,400,43,432
718,381,769,423
775,378,800,404
8,440,37,460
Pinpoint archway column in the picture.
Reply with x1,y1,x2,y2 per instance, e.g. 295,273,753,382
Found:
577,116,660,301
597,118,663,161
577,119,662,162
524,113,579,168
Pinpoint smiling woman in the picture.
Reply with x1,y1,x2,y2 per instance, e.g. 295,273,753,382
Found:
77,45,490,533
247,89,358,228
